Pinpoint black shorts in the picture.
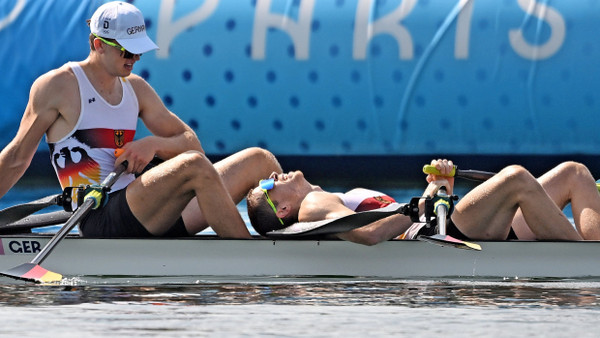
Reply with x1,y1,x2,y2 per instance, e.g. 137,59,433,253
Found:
79,188,190,238
416,218,518,240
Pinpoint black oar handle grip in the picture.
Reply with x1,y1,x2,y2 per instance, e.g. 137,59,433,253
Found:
118,160,128,173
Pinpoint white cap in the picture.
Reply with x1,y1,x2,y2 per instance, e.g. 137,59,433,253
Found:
90,1,158,54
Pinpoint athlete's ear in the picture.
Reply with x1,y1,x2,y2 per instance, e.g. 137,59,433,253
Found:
93,38,104,53
276,202,292,219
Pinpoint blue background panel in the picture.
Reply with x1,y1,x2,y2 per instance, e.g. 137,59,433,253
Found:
1,0,599,160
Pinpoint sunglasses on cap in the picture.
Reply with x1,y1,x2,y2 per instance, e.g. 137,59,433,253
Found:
259,178,284,225
93,34,141,59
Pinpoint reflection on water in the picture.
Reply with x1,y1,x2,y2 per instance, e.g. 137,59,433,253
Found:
1,278,599,308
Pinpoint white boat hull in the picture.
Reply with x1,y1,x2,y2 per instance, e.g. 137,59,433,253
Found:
1,235,599,279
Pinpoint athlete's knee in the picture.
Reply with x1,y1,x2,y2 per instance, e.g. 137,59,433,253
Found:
498,165,531,181
555,161,591,179
237,147,265,160
497,165,537,189
249,147,277,162
554,161,594,187
241,147,282,172
175,151,217,179
176,150,208,166
493,165,545,205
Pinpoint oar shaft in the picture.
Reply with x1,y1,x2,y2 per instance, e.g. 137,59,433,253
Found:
0,211,71,234
30,165,126,265
30,199,92,265
454,169,495,181
0,194,61,226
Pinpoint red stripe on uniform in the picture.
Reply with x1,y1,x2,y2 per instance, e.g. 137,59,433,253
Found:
73,129,135,149
355,195,396,212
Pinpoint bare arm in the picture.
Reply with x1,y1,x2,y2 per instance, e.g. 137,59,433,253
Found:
341,159,458,245
0,72,63,199
300,191,413,246
115,75,203,173
335,214,414,245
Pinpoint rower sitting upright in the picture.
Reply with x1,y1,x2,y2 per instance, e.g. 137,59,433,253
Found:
0,1,282,238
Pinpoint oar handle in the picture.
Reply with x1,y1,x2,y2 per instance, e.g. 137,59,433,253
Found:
423,165,496,181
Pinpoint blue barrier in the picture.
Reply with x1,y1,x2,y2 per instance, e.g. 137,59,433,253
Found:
1,0,599,157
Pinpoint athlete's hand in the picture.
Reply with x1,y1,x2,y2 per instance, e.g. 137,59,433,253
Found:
424,178,453,197
425,158,455,194
114,139,155,174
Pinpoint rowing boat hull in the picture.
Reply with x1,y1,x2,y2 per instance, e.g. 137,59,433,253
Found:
1,235,599,280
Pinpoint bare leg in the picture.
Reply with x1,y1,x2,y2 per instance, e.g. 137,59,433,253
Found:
452,165,582,240
125,151,251,238
511,162,600,240
181,147,282,233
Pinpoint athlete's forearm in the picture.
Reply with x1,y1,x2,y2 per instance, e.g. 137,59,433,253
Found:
337,214,412,245
146,130,204,160
0,144,33,199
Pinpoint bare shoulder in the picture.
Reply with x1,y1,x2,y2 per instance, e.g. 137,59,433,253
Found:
124,73,154,94
301,191,344,210
300,191,350,221
304,191,341,204
31,64,78,103
18,63,79,143
123,72,144,85
123,72,164,111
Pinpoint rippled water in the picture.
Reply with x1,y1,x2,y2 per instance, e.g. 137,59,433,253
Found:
1,278,600,336
1,185,595,337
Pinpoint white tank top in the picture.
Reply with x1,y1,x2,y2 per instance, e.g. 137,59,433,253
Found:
47,62,137,192
334,188,396,211
335,188,424,240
